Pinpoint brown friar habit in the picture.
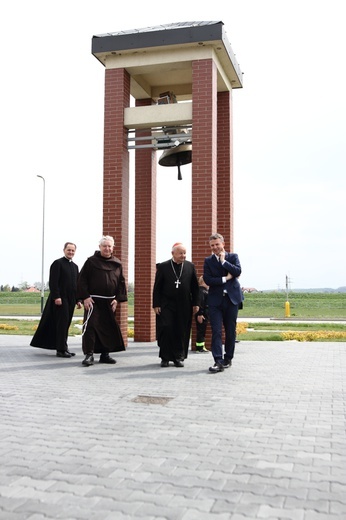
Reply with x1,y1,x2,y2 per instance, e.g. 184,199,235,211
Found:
153,259,199,361
77,251,127,355
30,257,79,351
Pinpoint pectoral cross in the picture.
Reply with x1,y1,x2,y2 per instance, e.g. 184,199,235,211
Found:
175,280,181,288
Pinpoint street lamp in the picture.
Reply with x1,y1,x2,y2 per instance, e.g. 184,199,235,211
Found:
37,175,45,314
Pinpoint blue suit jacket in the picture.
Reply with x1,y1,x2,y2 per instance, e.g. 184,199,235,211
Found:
203,252,243,306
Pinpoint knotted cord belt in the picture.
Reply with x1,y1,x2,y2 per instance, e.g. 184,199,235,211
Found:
81,294,116,337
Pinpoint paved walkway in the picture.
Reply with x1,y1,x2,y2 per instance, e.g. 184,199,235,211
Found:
0,335,346,519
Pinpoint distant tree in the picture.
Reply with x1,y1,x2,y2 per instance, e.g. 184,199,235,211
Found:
2,284,11,292
18,281,29,290
128,282,134,293
12,286,20,292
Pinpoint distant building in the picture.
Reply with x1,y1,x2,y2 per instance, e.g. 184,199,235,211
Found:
25,287,40,293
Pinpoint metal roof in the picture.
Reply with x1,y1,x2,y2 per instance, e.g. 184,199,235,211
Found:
92,21,243,98
94,21,224,38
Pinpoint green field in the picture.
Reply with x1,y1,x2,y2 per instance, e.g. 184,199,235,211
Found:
0,291,345,341
240,291,346,319
0,291,345,319
0,291,134,317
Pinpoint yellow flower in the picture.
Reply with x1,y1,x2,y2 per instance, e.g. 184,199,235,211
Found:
0,324,18,330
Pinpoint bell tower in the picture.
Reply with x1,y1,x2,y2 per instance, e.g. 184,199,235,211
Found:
92,21,243,342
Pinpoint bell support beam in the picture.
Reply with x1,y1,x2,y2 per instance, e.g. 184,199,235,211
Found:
124,102,192,129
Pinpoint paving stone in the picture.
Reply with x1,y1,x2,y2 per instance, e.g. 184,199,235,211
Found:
1,336,346,519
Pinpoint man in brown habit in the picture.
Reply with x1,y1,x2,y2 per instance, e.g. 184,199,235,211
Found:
77,236,127,367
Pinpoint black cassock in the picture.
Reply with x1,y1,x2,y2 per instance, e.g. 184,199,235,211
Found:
153,259,199,361
30,257,79,351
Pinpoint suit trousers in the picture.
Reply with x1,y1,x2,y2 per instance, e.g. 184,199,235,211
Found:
208,294,239,363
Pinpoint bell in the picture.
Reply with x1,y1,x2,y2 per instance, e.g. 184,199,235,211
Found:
158,143,192,180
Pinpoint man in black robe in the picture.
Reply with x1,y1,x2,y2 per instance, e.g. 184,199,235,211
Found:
30,242,82,357
77,236,127,367
153,243,199,367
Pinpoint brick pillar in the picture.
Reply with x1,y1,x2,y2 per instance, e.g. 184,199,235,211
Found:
217,91,234,250
191,59,218,350
103,68,130,346
134,99,157,342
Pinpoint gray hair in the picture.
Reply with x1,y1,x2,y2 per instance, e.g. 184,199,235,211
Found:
171,242,185,253
209,233,224,242
99,235,114,246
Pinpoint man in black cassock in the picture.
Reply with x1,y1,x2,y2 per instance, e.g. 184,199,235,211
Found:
77,236,127,367
30,242,82,357
153,243,199,367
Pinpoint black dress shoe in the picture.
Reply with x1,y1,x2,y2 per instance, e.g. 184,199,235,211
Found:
56,351,72,358
174,360,184,367
66,350,76,356
82,354,94,366
160,360,169,367
209,362,224,373
99,355,116,364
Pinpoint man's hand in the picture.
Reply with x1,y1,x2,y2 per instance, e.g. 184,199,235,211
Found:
54,298,62,306
193,306,199,315
154,307,161,315
83,297,94,310
197,315,205,323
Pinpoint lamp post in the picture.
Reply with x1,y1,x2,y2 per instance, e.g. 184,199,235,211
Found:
37,175,45,314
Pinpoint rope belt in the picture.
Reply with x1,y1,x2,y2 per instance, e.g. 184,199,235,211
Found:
81,295,116,337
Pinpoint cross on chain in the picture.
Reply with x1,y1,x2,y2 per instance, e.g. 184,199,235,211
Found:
175,280,181,288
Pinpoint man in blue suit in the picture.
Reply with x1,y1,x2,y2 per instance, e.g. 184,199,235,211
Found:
203,233,243,373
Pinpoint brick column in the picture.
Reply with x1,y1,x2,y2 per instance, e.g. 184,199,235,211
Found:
191,59,218,350
103,68,130,346
217,91,234,250
191,59,218,274
134,99,157,341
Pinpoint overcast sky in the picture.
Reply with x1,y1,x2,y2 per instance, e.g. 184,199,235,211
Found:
1,0,345,291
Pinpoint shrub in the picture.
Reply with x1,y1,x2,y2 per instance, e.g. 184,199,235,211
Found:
0,324,18,331
237,322,248,335
281,331,346,341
